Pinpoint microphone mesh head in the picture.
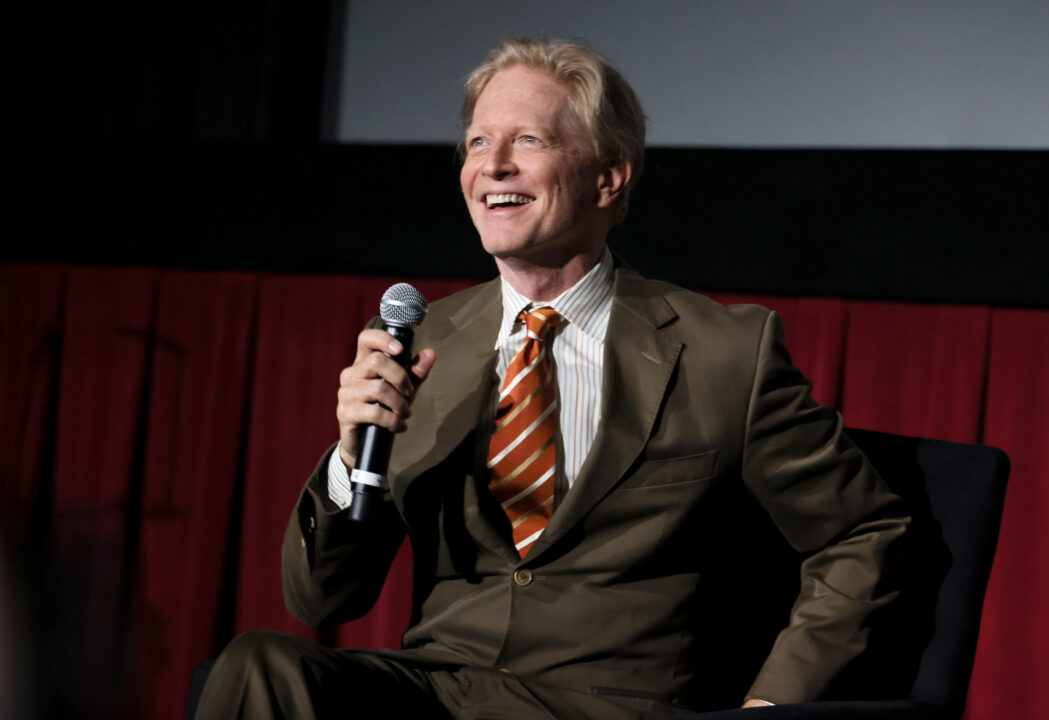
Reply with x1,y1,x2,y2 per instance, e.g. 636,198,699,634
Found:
380,283,429,328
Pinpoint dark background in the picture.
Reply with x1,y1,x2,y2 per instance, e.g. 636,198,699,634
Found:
6,1,1048,307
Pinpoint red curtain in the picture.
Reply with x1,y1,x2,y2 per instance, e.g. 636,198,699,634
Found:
1,264,1044,720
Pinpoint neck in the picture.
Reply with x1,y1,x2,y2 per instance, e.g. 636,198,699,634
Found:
495,245,606,301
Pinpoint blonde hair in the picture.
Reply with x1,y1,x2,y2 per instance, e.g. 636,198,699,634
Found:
461,38,646,219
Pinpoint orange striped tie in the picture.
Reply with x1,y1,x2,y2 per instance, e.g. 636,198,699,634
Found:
487,307,562,557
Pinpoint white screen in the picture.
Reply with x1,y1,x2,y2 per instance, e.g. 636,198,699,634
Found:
331,0,1049,148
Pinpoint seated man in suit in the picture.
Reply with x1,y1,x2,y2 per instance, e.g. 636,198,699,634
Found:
197,38,909,719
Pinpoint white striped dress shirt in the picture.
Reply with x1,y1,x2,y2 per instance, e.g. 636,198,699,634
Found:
490,247,613,488
328,247,614,507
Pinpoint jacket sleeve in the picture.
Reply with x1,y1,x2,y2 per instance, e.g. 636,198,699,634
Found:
281,443,408,627
740,312,910,704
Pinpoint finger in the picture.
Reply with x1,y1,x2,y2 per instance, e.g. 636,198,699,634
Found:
340,399,408,433
342,352,415,398
411,348,438,384
354,328,404,363
366,353,416,398
338,379,413,420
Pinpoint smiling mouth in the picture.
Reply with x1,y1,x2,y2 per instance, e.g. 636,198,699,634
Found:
485,193,535,209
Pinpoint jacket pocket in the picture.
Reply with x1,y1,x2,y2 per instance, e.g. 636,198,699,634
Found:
615,449,718,491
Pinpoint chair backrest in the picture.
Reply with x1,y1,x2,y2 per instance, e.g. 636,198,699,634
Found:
844,428,1009,716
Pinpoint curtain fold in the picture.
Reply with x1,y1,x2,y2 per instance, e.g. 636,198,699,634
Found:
49,267,159,717
966,308,1049,720
0,265,65,541
1,264,1042,720
121,270,258,718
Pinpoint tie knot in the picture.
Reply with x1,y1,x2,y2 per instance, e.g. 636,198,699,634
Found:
521,306,562,339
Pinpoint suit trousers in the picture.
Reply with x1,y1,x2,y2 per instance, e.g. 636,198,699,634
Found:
195,630,696,720
194,630,450,719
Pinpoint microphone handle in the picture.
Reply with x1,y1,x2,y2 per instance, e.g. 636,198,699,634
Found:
348,323,415,523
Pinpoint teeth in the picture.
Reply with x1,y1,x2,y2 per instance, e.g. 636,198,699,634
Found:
485,193,535,208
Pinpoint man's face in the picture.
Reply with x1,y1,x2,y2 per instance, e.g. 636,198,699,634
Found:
460,66,611,270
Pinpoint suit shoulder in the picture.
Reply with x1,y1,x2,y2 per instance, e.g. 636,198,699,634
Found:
426,279,497,316
625,274,773,331
414,278,500,343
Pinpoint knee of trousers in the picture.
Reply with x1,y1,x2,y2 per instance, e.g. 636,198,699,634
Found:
197,630,333,719
211,629,316,684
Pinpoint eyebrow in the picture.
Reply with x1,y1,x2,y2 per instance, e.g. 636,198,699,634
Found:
464,124,559,140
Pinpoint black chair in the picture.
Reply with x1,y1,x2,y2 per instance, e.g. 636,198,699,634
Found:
187,430,1009,720
186,659,215,720
681,429,1009,719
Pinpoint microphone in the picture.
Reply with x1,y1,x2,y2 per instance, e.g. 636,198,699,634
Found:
348,283,429,523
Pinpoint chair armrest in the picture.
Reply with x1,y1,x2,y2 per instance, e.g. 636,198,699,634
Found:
186,659,216,720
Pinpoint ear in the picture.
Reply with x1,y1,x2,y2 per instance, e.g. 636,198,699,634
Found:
595,158,632,209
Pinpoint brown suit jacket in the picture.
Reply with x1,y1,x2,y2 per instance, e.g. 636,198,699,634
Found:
282,264,909,715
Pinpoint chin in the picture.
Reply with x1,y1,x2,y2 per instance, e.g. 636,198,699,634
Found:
479,233,534,259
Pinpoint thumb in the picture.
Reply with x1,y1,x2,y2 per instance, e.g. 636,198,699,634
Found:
412,348,438,383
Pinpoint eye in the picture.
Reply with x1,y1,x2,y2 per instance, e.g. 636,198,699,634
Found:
467,136,486,150
520,135,539,145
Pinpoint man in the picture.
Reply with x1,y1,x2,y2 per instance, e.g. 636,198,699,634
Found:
197,38,908,719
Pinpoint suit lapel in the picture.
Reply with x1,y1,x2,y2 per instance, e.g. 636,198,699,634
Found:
387,279,520,561
390,280,500,502
528,267,683,558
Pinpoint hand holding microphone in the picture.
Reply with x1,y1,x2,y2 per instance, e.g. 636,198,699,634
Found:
336,284,434,522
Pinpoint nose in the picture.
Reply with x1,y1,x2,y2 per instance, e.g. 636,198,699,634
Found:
482,141,517,180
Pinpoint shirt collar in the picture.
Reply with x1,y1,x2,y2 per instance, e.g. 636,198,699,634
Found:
496,246,614,348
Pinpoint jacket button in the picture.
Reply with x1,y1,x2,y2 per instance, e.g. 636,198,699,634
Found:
513,568,534,587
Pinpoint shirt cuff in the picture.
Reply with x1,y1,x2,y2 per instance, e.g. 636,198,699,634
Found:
327,441,354,509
